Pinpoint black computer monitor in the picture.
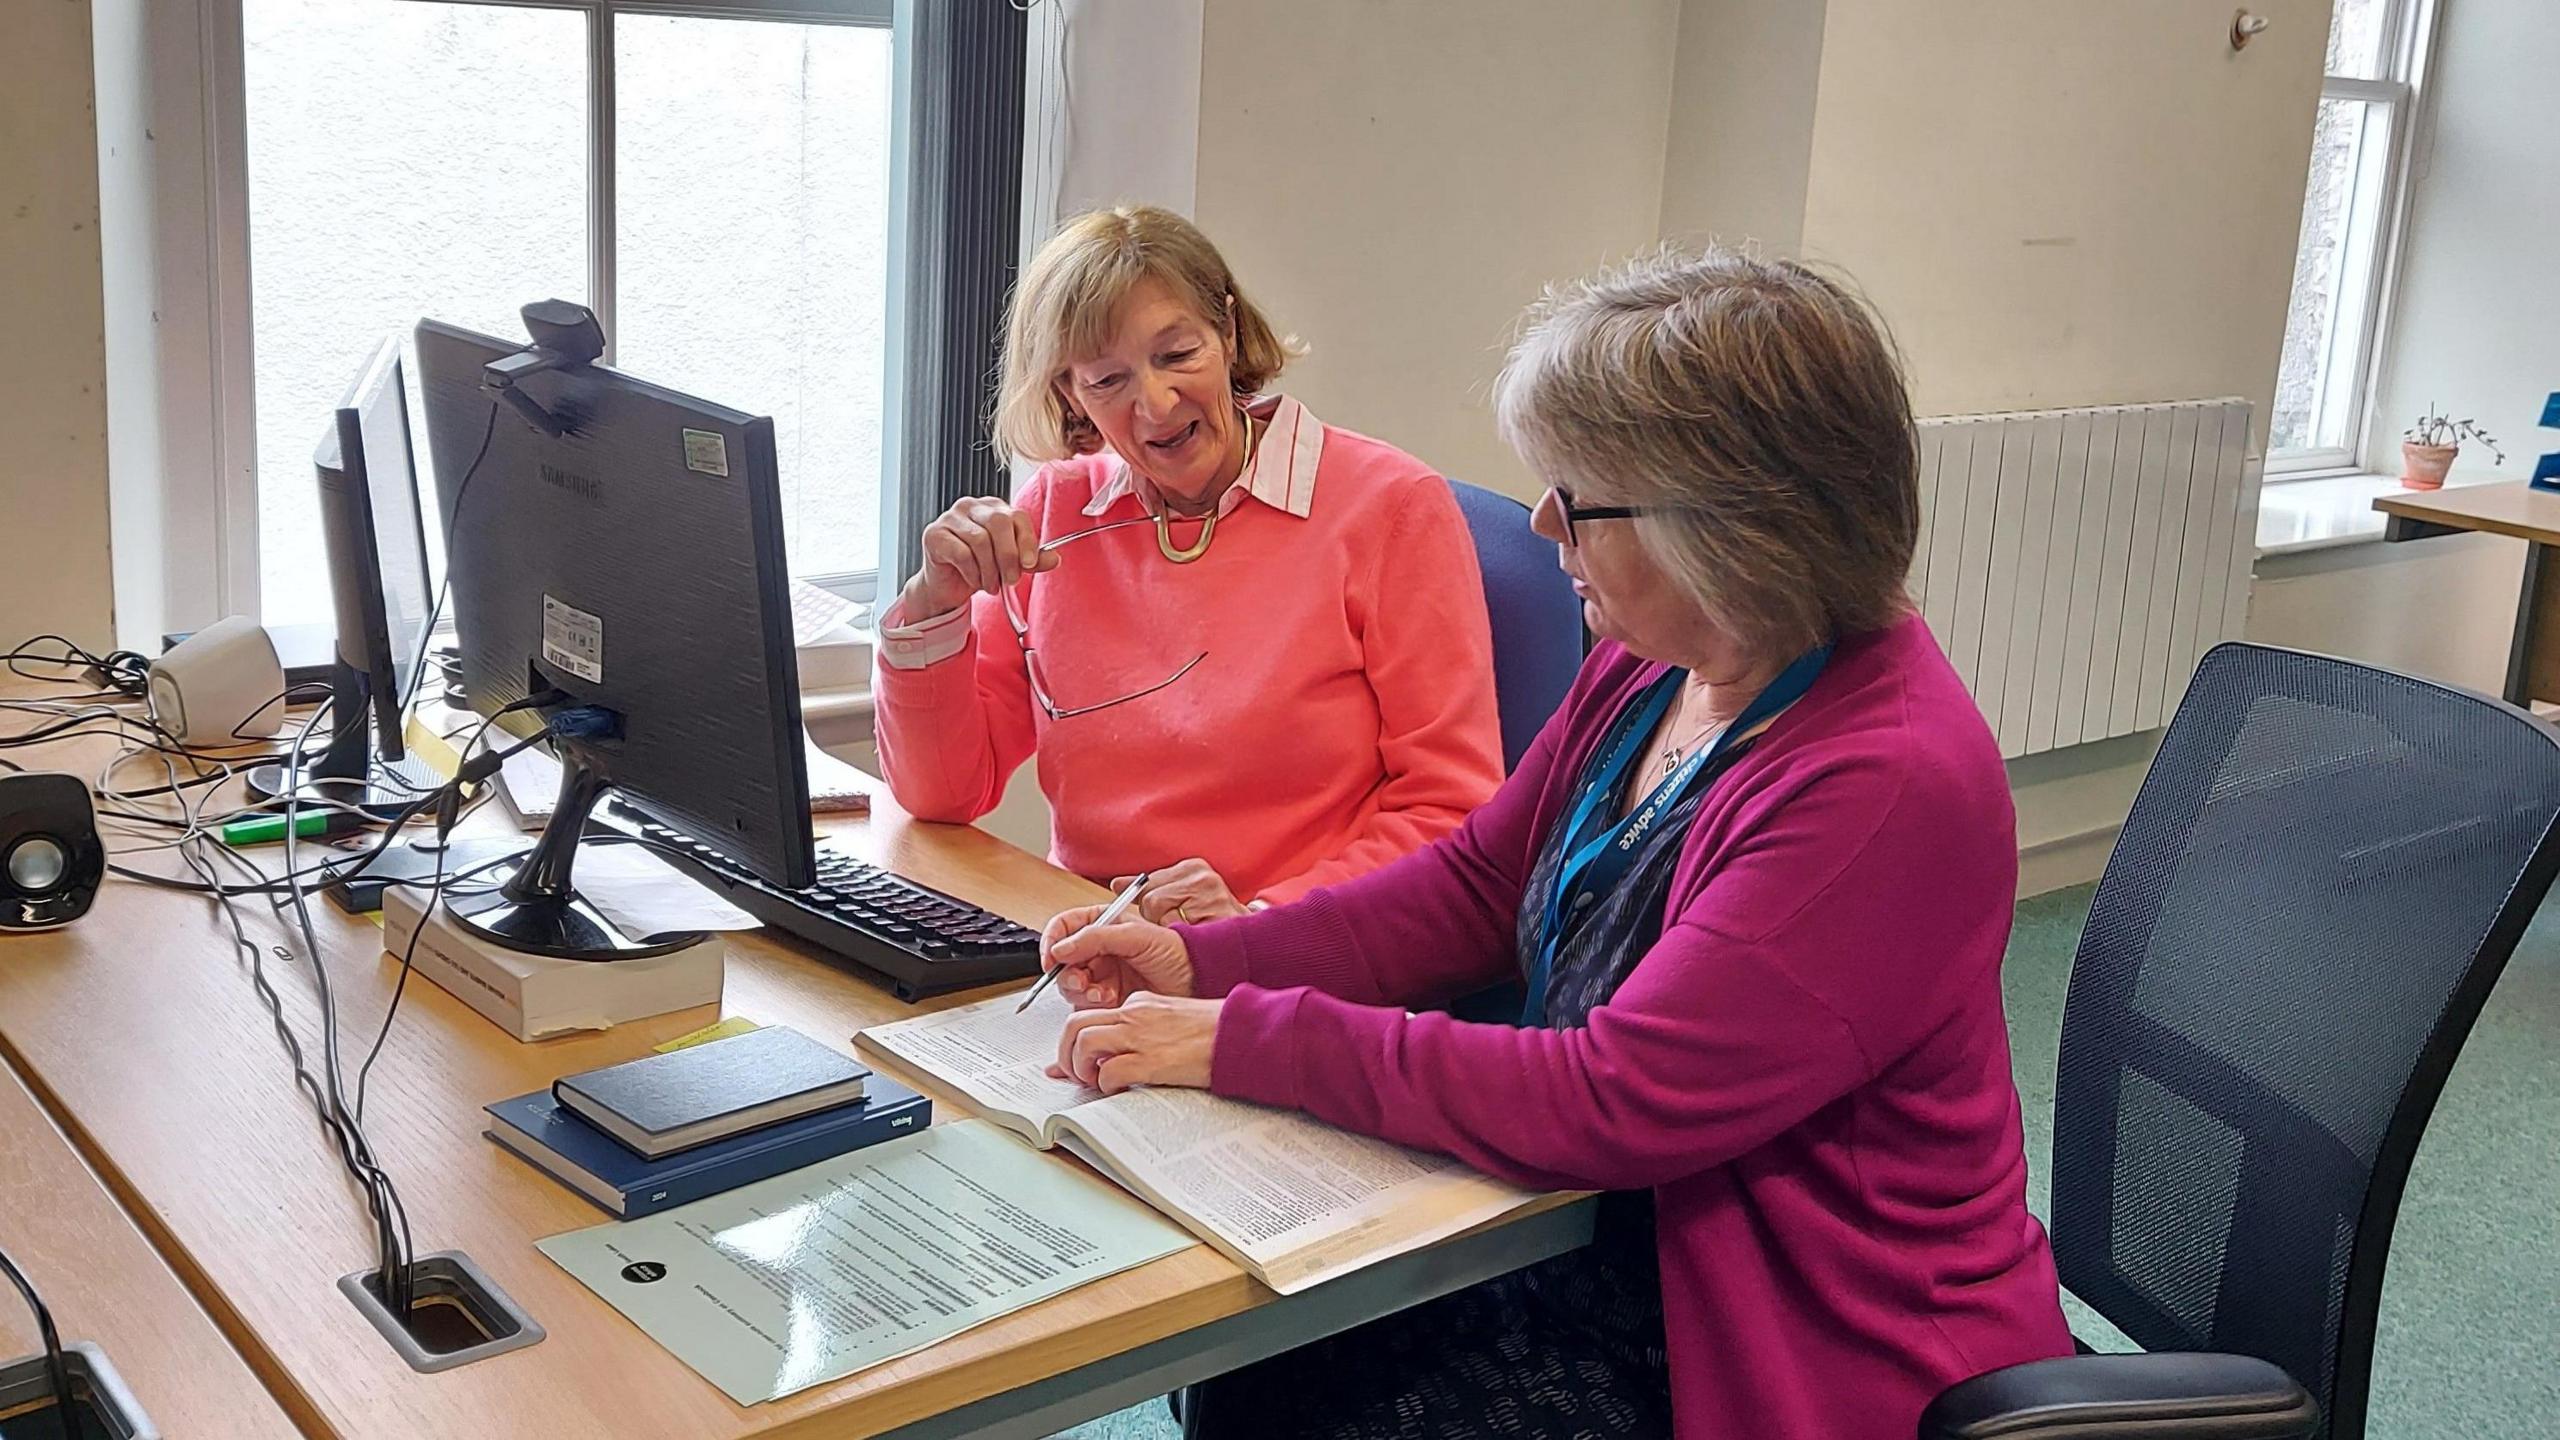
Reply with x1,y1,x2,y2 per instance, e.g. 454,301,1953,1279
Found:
247,336,442,816
413,304,814,961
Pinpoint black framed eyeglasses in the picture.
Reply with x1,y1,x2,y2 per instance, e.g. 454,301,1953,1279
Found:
1550,486,1658,545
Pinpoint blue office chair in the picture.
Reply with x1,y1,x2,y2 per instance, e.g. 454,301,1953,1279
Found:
1447,478,1583,772
1924,643,2560,1440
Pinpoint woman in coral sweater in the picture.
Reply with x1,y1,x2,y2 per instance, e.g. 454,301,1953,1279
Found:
1038,249,2074,1438
872,206,1502,919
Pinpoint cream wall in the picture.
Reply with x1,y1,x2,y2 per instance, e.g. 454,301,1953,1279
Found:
2249,534,2523,697
1192,0,1683,501
1656,0,1826,254
1797,0,2327,444
2,0,116,649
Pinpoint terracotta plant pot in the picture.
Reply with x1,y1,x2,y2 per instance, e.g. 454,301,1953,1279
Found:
2401,441,2458,490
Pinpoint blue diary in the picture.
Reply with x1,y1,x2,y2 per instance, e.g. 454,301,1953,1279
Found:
486,1079,930,1218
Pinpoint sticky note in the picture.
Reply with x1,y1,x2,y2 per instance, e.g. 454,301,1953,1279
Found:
654,1015,763,1054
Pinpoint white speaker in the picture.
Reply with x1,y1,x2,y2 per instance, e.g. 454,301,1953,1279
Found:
148,615,287,746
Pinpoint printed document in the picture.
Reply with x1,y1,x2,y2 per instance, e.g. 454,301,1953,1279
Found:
857,989,1550,1295
536,1119,1193,1405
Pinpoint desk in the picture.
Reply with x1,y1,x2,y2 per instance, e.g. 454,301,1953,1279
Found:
0,689,1590,1438
0,1061,300,1437
2377,481,2560,707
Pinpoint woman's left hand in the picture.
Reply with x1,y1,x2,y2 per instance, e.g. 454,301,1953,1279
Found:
1048,992,1222,1093
1112,858,1249,925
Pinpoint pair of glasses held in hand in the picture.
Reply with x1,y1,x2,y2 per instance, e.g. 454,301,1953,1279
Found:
1002,517,1209,720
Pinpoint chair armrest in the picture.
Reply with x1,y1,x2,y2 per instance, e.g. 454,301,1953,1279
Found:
1919,1352,2319,1439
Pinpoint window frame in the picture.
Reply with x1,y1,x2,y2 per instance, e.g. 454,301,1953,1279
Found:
2266,0,2441,481
211,0,904,621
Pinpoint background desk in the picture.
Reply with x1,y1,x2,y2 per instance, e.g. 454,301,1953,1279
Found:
0,1060,299,1437
0,690,1588,1438
2377,481,2560,707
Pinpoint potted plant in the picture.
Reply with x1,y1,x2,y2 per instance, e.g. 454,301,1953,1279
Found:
2401,405,2505,490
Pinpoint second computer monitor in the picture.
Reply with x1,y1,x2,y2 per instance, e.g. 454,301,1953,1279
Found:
247,335,441,813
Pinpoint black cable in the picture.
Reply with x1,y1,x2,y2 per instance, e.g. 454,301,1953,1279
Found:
353,701,555,1131
10,670,556,1316
277,697,425,1309
6,633,147,697
88,693,420,1310
0,708,285,765
191,838,415,1299
0,1242,84,1440
283,687,554,1309
228,680,334,741
396,398,498,718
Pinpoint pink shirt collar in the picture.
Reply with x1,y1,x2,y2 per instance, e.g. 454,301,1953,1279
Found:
1080,395,1324,521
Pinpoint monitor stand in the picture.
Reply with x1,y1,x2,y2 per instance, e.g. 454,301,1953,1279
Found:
441,743,705,962
245,659,444,820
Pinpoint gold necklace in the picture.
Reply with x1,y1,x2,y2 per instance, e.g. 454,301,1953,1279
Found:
1153,409,1254,564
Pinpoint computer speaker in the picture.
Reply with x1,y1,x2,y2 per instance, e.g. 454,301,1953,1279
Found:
148,614,286,746
0,774,105,932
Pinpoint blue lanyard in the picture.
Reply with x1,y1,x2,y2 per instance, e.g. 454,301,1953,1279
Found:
1521,645,1832,1025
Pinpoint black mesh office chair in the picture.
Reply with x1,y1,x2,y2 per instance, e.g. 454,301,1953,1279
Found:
1924,643,2560,1439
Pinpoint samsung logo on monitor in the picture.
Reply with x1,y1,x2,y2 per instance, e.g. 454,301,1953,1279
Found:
538,463,601,501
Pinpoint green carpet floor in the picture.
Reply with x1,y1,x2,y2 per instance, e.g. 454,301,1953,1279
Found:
1057,883,2560,1438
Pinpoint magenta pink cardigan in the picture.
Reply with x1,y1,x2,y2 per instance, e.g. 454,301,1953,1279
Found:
1180,616,2072,1439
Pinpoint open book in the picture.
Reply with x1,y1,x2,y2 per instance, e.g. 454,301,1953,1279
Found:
855,987,1549,1296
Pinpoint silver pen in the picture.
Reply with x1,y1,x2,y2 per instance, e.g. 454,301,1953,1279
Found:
1017,871,1152,1014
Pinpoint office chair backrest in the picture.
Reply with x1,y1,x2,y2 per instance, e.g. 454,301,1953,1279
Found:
2050,643,2560,1440
1446,479,1583,771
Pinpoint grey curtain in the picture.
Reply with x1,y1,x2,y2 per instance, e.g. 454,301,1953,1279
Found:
885,0,1028,591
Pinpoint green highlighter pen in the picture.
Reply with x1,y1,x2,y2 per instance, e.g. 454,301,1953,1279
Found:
219,811,363,847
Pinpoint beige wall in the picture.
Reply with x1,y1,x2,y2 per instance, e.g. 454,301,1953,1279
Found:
1799,0,2326,443
1192,0,1682,501
2248,534,2523,696
1656,0,1827,253
2,0,116,648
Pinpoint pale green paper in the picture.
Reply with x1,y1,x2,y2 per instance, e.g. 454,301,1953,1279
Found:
536,1118,1196,1405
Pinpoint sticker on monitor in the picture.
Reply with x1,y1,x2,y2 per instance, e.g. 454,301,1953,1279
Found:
682,428,731,478
541,595,605,683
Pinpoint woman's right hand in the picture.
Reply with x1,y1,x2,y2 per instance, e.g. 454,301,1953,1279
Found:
900,496,1055,621
1040,901,1196,1009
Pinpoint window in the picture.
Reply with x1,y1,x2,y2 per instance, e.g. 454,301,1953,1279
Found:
239,0,894,625
2267,0,2435,475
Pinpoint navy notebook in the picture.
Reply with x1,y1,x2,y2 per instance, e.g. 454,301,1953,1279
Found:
486,1079,930,1218
551,1025,870,1159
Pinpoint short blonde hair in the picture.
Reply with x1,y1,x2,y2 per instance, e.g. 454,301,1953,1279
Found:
990,206,1299,463
1495,246,1919,660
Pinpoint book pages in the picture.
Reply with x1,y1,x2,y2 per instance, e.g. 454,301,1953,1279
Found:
1056,1087,1539,1295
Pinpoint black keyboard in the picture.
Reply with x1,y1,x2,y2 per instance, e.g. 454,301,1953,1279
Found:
619,814,1042,1001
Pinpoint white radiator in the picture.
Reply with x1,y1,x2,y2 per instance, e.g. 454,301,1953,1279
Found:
1912,399,2258,760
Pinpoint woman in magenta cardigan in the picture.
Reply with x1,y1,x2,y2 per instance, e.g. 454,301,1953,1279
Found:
1037,248,2074,1438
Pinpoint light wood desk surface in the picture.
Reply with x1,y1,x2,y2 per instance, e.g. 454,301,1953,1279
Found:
0,689,1354,1438
0,1060,300,1438
2373,479,2560,546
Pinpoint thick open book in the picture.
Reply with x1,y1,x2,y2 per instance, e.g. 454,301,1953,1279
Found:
855,987,1548,1295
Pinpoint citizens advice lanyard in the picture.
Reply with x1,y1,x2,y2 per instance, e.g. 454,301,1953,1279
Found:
1521,645,1832,1025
